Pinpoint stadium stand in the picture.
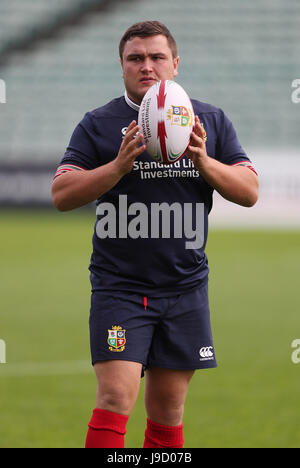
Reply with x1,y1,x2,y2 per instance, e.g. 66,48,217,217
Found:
0,0,116,59
0,0,299,206
0,0,77,52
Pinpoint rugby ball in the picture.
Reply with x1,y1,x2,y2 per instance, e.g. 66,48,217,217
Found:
138,80,195,164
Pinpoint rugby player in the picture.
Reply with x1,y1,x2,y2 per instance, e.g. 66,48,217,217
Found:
52,21,258,448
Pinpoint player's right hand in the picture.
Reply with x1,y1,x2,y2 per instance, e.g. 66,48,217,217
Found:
114,120,146,176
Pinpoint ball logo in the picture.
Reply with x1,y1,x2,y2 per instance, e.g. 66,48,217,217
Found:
199,346,214,361
167,105,193,128
139,97,152,144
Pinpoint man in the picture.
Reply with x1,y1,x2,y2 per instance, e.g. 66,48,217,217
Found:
52,21,258,448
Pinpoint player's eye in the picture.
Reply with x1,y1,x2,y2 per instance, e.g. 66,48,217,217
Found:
129,56,142,62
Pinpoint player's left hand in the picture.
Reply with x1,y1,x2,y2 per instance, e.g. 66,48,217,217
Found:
186,115,209,170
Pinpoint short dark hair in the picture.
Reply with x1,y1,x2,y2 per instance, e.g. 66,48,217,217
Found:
119,21,178,59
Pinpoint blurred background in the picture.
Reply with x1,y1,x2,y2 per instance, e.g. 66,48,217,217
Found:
0,0,299,448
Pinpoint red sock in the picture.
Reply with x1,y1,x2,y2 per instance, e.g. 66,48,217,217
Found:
85,408,129,448
143,418,184,448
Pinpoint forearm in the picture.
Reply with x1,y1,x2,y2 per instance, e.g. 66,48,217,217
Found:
197,157,259,207
187,116,258,207
52,160,122,211
52,121,145,212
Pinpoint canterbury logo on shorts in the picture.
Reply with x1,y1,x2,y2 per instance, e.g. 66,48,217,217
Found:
199,346,214,361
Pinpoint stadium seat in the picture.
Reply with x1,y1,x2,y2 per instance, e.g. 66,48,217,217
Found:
0,0,299,164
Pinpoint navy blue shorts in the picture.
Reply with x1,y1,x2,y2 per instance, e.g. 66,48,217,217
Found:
89,281,217,371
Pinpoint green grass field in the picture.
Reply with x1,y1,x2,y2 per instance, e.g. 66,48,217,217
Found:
0,208,299,448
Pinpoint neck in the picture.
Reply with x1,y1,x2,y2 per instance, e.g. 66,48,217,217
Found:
124,91,140,111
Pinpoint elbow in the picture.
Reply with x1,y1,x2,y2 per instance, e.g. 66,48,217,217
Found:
51,185,70,212
52,195,67,212
243,186,259,207
244,196,258,208
242,174,259,207
52,194,73,212
53,201,69,212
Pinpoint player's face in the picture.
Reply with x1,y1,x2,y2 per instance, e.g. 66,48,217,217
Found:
121,35,179,105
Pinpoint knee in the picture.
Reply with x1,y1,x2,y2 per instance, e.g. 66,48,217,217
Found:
97,384,137,415
94,361,142,416
144,369,194,426
146,393,185,426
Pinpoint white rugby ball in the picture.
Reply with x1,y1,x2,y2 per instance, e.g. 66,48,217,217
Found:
138,80,195,165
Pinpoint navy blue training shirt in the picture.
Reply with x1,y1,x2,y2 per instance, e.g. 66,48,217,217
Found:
55,94,255,297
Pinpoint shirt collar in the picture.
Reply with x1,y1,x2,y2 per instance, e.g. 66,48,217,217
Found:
124,90,140,112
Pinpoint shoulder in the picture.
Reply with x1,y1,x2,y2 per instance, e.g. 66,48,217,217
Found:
191,99,235,135
190,99,229,131
191,99,223,116
86,96,133,121
79,97,135,133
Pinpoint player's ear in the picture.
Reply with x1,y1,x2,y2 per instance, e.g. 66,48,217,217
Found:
120,58,124,78
173,56,179,78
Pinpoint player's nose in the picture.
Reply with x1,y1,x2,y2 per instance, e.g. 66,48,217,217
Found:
140,57,154,72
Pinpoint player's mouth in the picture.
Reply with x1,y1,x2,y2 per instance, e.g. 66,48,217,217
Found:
140,77,157,84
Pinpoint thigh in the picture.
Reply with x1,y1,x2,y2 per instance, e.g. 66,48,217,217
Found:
147,282,217,370
89,291,158,366
145,367,194,400
144,367,195,425
94,360,143,414
94,359,143,386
